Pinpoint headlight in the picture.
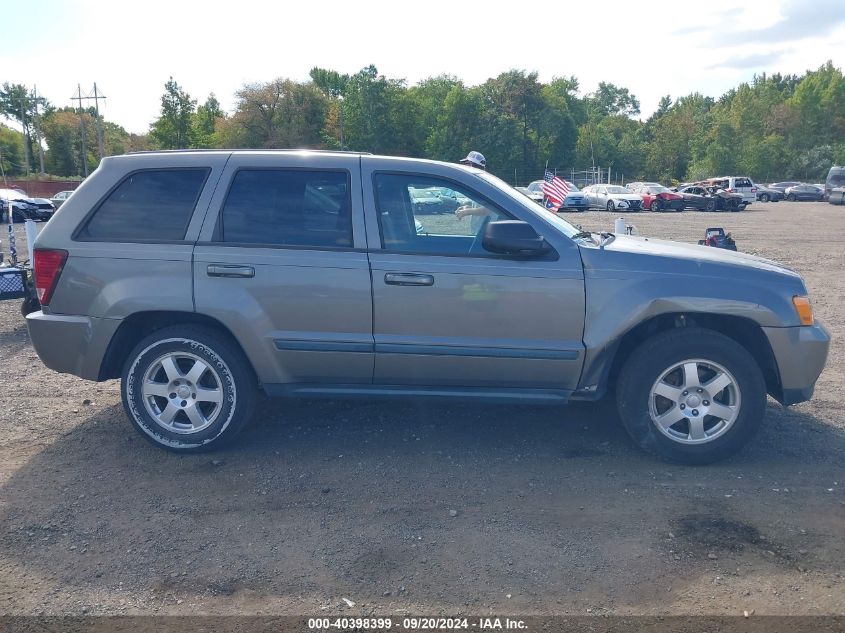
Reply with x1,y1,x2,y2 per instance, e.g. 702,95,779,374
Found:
792,296,814,326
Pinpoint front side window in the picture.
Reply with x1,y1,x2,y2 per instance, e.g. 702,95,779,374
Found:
78,169,209,241
374,173,511,256
219,169,351,248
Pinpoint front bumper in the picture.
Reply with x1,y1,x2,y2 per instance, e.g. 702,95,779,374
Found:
762,323,830,405
26,311,122,381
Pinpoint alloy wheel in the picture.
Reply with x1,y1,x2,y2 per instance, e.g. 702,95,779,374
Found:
648,358,741,444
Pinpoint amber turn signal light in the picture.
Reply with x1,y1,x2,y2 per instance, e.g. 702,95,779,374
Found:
792,296,814,326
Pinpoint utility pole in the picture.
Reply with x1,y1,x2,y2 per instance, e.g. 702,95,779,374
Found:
70,83,107,175
20,95,31,176
92,83,106,159
71,84,89,177
32,86,46,174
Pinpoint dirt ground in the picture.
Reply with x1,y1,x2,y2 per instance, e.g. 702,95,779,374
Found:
0,201,842,617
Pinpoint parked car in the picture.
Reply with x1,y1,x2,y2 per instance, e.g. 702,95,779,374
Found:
630,184,684,211
625,181,662,192
0,188,52,222
755,185,783,202
824,166,845,200
678,185,744,211
527,179,589,212
784,184,825,201
515,186,543,204
582,184,643,211
768,181,803,193
50,190,76,209
701,177,756,206
26,150,829,464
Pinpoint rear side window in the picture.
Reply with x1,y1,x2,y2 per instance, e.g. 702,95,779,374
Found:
218,169,351,248
78,169,209,241
735,178,752,187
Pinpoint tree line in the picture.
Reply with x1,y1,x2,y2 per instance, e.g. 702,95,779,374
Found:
2,61,843,184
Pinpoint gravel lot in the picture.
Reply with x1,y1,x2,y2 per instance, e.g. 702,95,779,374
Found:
0,201,842,617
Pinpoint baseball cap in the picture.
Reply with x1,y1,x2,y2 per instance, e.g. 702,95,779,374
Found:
459,151,486,169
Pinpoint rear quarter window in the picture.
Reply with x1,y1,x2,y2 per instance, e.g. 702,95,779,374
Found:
77,168,210,241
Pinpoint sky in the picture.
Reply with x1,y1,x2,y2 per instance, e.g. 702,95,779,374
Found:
2,0,844,134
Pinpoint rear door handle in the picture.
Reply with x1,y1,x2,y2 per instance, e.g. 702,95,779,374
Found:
384,272,434,287
207,264,255,278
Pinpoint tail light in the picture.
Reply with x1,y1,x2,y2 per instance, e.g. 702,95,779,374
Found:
33,249,68,306
751,187,757,192
726,187,734,192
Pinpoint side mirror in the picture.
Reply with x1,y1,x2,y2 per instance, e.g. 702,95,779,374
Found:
482,220,551,257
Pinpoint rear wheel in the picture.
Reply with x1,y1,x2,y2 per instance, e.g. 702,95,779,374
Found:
787,194,796,201
606,200,615,212
705,198,717,212
121,325,257,452
651,199,663,212
616,328,766,464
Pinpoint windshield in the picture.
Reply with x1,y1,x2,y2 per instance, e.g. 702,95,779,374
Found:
606,186,629,194
477,172,582,239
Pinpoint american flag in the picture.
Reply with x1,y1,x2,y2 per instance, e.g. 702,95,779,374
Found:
542,170,571,212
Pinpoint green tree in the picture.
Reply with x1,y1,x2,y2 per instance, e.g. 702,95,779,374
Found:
0,124,25,176
192,94,224,148
588,82,641,117
222,78,328,148
150,77,197,149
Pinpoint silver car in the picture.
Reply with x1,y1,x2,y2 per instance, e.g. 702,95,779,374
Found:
26,150,829,464
583,185,644,211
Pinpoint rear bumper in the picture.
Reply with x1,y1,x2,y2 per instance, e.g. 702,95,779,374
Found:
26,311,121,381
762,323,830,405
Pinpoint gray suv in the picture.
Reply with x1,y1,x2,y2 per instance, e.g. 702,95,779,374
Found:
26,151,830,464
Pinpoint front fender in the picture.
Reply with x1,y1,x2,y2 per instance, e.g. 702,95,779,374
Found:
577,269,801,392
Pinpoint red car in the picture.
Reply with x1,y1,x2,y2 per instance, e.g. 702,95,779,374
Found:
633,185,684,212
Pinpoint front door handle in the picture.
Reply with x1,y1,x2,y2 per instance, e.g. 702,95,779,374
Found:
207,264,255,278
384,272,434,287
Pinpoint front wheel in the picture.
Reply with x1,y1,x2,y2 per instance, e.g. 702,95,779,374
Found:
616,328,766,464
121,325,257,452
651,199,663,212
787,194,796,201
760,193,770,202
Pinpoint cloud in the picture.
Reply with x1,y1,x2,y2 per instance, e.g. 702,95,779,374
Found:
732,0,845,43
707,51,786,70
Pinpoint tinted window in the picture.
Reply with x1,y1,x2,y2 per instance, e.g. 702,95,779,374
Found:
374,173,511,257
735,178,752,187
79,169,208,241
219,170,351,248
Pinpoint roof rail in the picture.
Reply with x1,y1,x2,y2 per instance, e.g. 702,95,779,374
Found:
126,148,374,156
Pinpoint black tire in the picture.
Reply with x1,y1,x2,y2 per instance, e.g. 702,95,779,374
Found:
651,199,663,212
121,325,257,452
760,193,770,202
606,200,615,212
12,210,24,223
616,327,767,465
787,194,796,201
705,198,717,212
